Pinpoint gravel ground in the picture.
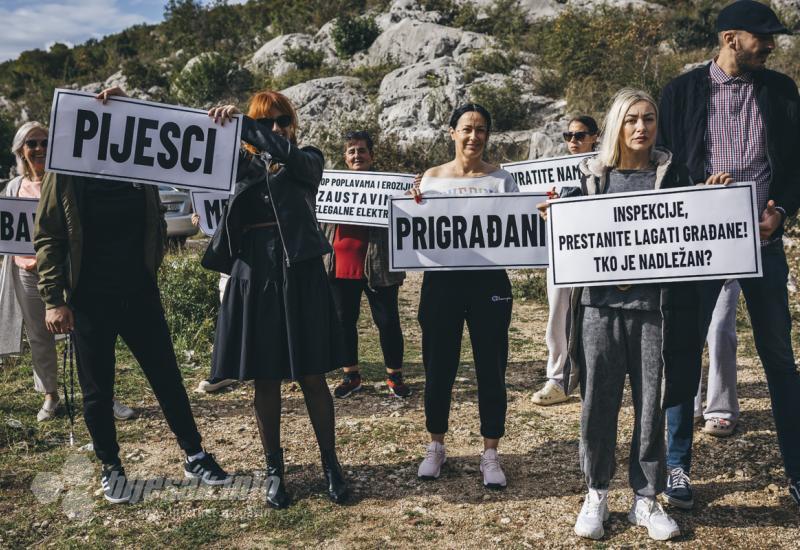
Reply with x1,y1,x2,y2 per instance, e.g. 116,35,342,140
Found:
1,248,799,548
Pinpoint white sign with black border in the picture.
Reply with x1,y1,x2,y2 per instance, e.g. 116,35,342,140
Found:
46,88,241,193
0,197,38,256
547,182,762,287
190,191,230,236
501,153,593,191
389,192,549,271
315,170,415,227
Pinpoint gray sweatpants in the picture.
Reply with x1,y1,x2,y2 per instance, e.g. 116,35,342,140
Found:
578,305,666,496
11,266,58,394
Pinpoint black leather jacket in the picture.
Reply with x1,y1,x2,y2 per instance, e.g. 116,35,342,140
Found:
201,117,331,273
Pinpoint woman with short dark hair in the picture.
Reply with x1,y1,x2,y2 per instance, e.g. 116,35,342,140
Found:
412,104,517,489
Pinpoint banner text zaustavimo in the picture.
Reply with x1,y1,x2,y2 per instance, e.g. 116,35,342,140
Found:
389,192,549,271
547,182,762,287
46,89,241,192
315,170,415,227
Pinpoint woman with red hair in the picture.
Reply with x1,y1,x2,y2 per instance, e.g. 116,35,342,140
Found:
203,90,348,508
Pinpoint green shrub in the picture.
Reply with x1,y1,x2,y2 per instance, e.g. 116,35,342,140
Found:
469,79,529,131
466,50,523,77
347,61,400,96
331,15,380,57
527,7,684,115
121,58,168,90
511,270,548,302
170,52,248,107
158,251,219,359
284,47,325,70
455,0,530,43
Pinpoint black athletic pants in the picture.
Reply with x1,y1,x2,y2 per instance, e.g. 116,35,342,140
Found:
329,279,404,370
418,270,512,439
71,289,203,465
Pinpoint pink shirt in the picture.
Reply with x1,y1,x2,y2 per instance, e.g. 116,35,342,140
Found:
13,177,41,270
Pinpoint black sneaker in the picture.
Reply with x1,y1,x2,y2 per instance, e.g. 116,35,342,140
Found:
101,463,133,504
184,453,230,486
386,371,411,398
664,467,694,509
333,372,363,398
789,479,800,507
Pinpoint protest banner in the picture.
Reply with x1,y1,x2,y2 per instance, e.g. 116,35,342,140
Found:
389,192,549,271
190,191,230,236
501,153,594,191
0,197,38,256
316,170,415,227
547,182,762,287
46,89,241,193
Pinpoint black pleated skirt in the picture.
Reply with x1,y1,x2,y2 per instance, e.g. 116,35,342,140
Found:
210,226,343,381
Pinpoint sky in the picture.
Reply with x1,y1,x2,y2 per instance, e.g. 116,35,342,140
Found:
0,0,243,62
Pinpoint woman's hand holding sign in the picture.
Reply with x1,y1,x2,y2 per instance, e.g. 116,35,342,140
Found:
208,105,240,125
537,186,559,221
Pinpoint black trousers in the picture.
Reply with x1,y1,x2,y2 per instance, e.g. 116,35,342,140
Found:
329,279,404,370
71,289,202,465
418,270,512,439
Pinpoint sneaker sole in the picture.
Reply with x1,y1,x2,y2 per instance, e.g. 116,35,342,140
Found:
113,413,135,421
184,470,231,486
531,396,570,406
103,490,131,504
574,525,604,540
197,380,237,393
484,482,507,490
628,512,681,541
388,388,412,398
663,494,694,510
334,384,363,399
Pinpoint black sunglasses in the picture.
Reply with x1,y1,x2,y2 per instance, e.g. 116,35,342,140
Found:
257,115,293,129
563,131,594,142
25,139,48,148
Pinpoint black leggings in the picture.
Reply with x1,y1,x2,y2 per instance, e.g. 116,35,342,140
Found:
253,375,336,456
418,270,512,439
329,279,404,369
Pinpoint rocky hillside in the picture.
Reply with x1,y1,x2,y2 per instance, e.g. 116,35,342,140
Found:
0,0,798,177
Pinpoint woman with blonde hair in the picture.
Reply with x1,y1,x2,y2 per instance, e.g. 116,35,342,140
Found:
204,90,348,508
541,88,728,541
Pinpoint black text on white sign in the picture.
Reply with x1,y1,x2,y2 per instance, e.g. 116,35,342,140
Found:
46,89,241,192
547,183,762,287
316,170,415,227
0,197,38,256
190,192,230,236
501,153,593,191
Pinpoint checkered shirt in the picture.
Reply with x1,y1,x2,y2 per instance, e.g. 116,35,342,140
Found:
705,61,775,246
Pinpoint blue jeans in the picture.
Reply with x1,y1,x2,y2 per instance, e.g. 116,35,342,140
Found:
666,243,800,480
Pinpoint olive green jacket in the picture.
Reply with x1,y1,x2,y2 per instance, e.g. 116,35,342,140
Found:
321,223,405,288
34,172,166,309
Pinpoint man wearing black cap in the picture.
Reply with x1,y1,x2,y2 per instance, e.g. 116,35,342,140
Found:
657,0,800,510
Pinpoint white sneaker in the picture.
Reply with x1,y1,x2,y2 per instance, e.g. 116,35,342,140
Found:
196,378,236,393
531,381,569,406
36,397,60,422
480,448,507,489
417,441,446,480
112,400,135,421
574,489,609,540
628,495,681,541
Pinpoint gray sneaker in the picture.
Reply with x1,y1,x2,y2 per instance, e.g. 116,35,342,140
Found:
417,442,446,480
480,448,507,489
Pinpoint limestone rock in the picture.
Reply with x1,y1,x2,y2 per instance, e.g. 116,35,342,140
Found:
378,56,468,142
771,0,800,30
249,33,334,77
464,0,664,21
365,19,493,67
281,76,370,142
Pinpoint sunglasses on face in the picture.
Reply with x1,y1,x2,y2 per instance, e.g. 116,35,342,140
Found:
25,139,48,148
256,115,293,129
563,132,593,142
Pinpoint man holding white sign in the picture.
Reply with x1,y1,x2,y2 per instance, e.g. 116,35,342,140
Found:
657,1,800,511
320,131,411,399
36,87,230,504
